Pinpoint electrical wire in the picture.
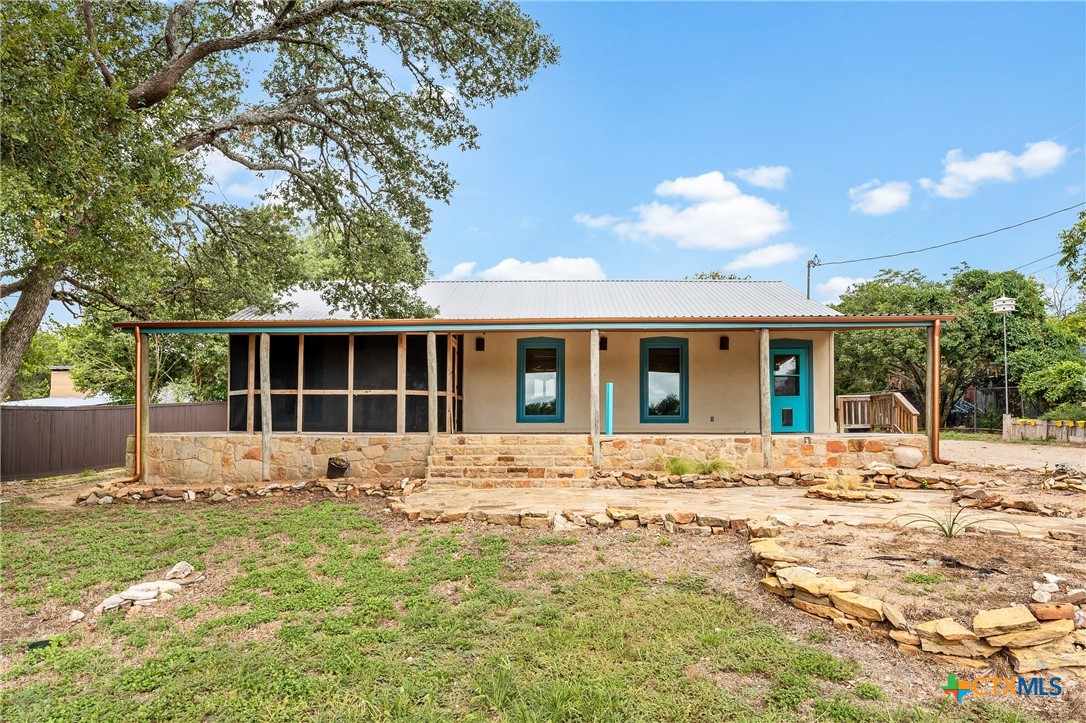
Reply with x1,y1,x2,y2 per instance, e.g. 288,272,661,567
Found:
816,202,1084,267
1009,250,1062,273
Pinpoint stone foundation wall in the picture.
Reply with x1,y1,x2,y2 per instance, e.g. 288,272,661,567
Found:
129,433,430,486
598,434,929,470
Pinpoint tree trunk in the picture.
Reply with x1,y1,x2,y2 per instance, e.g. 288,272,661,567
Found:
0,261,63,399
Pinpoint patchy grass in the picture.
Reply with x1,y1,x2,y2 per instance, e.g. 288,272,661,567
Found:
1,500,1042,722
902,572,947,585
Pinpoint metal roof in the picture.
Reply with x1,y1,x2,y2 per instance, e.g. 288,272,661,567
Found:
230,280,841,321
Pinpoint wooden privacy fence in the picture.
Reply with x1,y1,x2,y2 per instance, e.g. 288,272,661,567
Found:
836,392,920,434
1,402,226,480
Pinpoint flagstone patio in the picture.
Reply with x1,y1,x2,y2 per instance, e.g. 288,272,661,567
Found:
397,486,1084,539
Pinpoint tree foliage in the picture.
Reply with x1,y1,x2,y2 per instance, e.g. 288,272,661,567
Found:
1058,210,1086,287
833,265,1085,423
0,0,558,398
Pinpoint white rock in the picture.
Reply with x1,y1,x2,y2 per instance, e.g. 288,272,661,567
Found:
1075,610,1086,629
1031,589,1052,603
893,446,925,469
165,562,195,580
1033,581,1059,593
133,598,157,606
119,588,159,601
129,580,182,594
97,495,114,505
158,593,173,601
99,594,129,611
69,610,85,623
768,513,798,527
1042,573,1066,585
551,514,579,532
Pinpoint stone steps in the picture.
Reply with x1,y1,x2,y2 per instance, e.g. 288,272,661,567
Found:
428,465,592,479
425,434,594,489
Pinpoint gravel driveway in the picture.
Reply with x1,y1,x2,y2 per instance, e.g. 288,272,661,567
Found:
941,439,1085,469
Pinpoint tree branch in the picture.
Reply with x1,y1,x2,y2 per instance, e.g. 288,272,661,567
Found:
1,278,26,298
164,0,198,61
80,2,116,87
58,275,144,316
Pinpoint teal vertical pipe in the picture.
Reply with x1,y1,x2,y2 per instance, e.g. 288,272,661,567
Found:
605,382,614,435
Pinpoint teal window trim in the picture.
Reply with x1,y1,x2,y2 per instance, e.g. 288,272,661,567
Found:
640,337,689,424
516,337,565,423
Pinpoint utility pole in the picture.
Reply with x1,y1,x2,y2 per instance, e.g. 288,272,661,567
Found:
806,255,820,299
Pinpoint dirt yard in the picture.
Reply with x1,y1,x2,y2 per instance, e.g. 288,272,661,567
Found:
942,438,1086,468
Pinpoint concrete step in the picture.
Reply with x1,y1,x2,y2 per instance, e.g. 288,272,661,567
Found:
427,454,591,468
423,477,598,489
432,434,590,446
427,465,592,480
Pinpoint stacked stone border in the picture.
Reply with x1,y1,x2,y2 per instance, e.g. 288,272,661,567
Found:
750,536,1086,677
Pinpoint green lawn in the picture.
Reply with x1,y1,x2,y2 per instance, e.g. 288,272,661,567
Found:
0,500,1040,722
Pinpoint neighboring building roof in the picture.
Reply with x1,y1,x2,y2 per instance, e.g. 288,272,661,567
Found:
230,280,841,322
2,394,114,408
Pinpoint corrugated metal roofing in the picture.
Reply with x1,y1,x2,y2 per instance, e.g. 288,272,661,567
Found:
230,280,841,321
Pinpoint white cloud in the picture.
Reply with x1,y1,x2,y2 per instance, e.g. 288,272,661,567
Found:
573,213,620,229
731,165,791,190
919,140,1067,199
440,257,607,281
581,171,788,251
848,179,912,216
439,261,477,281
724,243,805,270
815,276,867,304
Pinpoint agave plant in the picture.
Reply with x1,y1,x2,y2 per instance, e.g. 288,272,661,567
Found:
891,508,1019,539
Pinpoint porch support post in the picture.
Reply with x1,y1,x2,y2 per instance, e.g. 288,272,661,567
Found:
138,331,150,478
759,328,772,467
427,331,438,442
589,329,601,467
259,332,271,481
926,321,943,464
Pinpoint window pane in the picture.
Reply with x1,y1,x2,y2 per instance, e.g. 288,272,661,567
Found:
647,347,682,417
354,335,397,390
269,336,299,389
773,354,798,376
229,335,249,391
774,376,800,397
301,394,348,432
523,347,557,416
303,336,349,389
405,335,427,391
353,394,396,433
405,395,447,433
229,395,247,431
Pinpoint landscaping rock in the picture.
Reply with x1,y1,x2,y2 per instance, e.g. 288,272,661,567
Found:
1006,638,1086,673
882,602,907,631
889,629,920,646
748,540,798,564
892,446,925,469
119,588,159,602
129,580,182,594
973,607,1040,637
695,514,729,528
175,571,206,586
165,562,194,580
69,610,84,623
790,597,838,620
985,620,1075,647
1028,603,1076,621
605,507,642,522
551,514,579,532
486,512,521,526
915,618,977,641
768,513,797,527
748,520,779,538
587,513,614,529
1031,589,1053,604
829,592,884,622
97,495,114,505
98,594,130,612
759,577,792,597
520,516,551,530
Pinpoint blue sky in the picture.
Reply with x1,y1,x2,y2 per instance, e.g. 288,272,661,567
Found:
408,2,1084,303
25,1,1077,329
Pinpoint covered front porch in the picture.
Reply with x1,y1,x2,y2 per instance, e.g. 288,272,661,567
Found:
119,314,949,486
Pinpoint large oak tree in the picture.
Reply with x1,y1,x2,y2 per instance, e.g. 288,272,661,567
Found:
0,0,558,398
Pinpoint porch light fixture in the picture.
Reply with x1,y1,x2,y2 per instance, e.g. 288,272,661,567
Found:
992,296,1016,415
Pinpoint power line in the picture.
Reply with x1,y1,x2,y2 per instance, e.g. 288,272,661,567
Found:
816,202,1085,267
1009,250,1062,273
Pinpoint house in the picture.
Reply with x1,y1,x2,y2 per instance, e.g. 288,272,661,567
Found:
115,280,949,487
1,367,112,408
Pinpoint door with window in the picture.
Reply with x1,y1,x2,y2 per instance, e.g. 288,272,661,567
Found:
770,345,810,433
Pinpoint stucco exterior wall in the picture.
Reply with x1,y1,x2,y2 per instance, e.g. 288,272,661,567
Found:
462,330,835,434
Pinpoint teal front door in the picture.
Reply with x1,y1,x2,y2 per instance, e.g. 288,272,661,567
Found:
770,346,810,433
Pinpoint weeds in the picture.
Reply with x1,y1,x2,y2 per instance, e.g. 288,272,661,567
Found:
892,508,1019,539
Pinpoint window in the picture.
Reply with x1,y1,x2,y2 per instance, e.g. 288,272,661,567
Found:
516,338,564,423
640,337,688,423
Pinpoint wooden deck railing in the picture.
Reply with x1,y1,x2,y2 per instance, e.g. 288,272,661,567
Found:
836,392,919,434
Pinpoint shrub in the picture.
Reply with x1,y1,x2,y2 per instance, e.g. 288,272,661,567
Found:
1040,402,1086,421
